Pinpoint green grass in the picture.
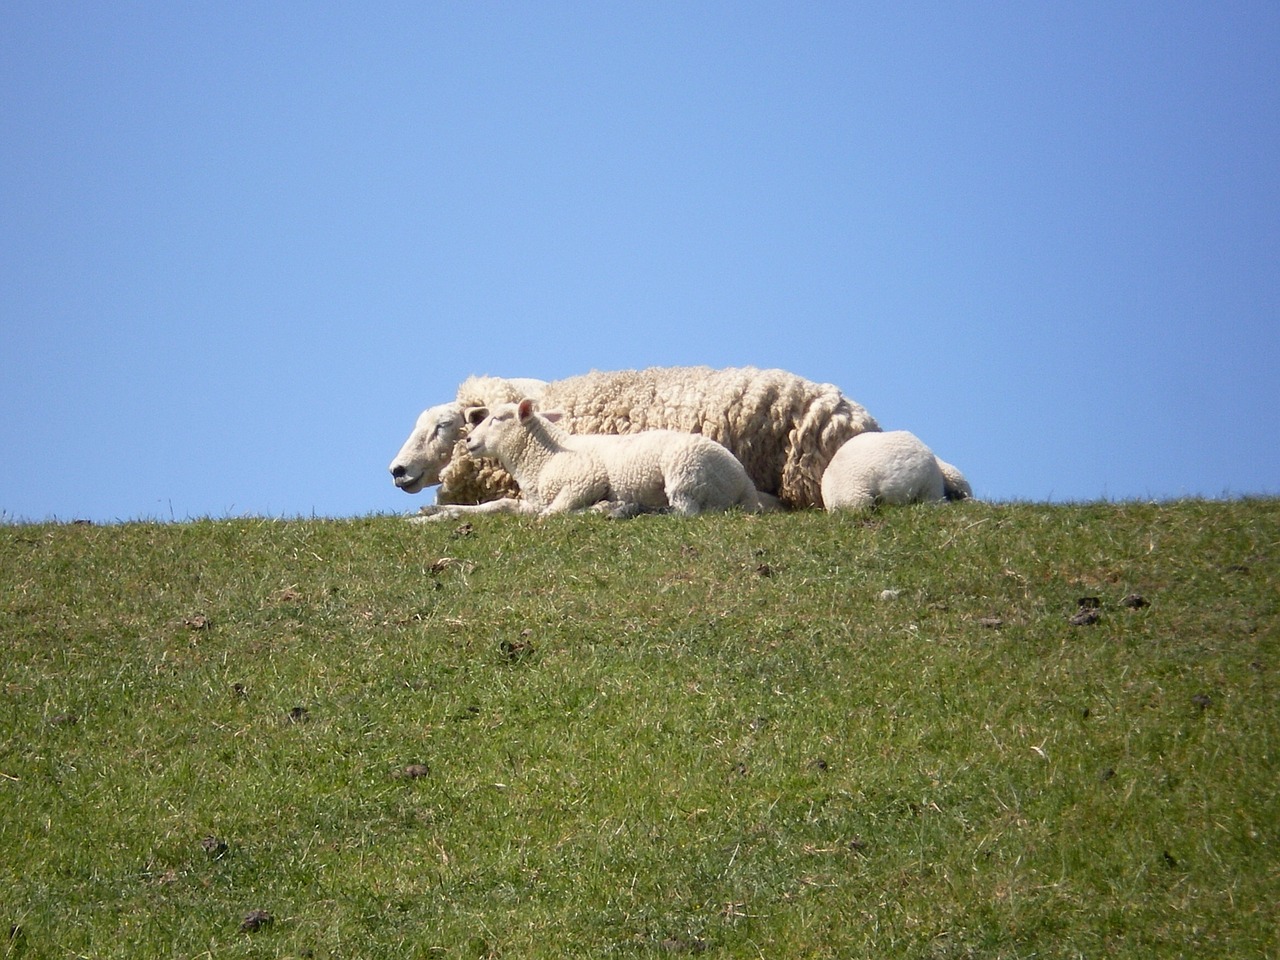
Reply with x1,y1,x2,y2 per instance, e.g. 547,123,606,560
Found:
1,500,1277,958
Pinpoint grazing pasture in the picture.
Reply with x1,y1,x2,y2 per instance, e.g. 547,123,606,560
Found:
1,501,1276,958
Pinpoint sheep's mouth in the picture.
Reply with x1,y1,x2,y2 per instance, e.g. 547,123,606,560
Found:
394,473,428,494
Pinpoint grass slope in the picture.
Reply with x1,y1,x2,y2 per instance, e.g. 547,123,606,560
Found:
1,501,1277,958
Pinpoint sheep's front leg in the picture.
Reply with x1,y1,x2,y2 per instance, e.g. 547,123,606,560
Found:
408,498,536,523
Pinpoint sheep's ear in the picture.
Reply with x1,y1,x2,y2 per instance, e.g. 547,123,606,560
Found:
542,409,565,424
517,398,536,422
464,406,488,427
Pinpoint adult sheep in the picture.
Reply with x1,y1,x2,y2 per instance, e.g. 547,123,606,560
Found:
415,399,767,520
389,365,880,510
820,430,972,512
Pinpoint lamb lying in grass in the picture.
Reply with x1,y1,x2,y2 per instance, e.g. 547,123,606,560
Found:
413,399,768,520
820,430,972,512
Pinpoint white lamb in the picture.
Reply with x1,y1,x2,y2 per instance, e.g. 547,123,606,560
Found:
414,399,766,520
820,430,972,512
389,365,882,509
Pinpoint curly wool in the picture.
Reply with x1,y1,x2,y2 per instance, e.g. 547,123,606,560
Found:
436,443,524,504
438,366,880,509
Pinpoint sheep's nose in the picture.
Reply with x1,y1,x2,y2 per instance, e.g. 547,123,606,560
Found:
391,465,407,479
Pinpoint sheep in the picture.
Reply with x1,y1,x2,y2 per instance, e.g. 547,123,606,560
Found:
413,399,767,520
389,365,882,509
819,430,972,512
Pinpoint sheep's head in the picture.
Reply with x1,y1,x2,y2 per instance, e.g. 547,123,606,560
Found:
388,402,466,493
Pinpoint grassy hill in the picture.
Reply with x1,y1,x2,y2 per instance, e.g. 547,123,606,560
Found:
2,500,1277,958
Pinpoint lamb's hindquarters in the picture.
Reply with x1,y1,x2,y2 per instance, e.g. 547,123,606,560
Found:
652,433,757,515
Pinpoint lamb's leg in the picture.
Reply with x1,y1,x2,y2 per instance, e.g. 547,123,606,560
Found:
667,473,752,516
537,486,599,515
664,491,705,516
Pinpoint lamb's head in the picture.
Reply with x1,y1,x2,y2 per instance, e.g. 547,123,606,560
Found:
388,402,466,493
463,400,526,460
465,399,562,460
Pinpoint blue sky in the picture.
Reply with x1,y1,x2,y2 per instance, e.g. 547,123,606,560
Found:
3,2,1277,522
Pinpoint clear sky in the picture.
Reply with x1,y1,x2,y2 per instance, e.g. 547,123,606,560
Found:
3,2,1277,522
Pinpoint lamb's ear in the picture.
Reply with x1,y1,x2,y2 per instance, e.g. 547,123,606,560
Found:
463,406,488,427
517,398,536,422
541,409,566,424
